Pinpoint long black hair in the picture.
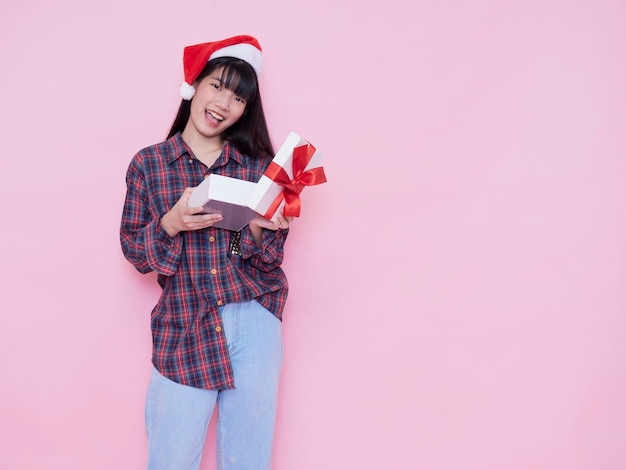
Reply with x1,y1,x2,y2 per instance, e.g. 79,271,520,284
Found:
167,57,274,158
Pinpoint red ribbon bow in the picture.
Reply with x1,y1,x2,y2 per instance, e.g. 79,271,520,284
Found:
263,143,327,218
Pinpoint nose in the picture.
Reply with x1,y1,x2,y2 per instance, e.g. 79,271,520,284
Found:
214,91,230,111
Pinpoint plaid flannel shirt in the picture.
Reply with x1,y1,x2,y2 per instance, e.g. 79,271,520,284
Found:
120,133,288,390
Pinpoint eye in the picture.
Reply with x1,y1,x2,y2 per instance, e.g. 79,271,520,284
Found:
234,96,246,104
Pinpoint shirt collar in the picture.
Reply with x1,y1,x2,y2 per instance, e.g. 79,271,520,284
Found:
167,132,248,167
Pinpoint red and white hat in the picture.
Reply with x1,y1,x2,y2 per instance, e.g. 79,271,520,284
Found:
179,35,263,100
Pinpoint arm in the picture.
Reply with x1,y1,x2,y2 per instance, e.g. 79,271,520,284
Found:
119,159,183,275
120,160,224,275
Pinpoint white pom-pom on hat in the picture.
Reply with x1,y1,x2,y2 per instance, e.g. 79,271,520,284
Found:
179,82,196,100
178,35,263,100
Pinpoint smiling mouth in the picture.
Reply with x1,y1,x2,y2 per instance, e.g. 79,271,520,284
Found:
206,110,224,123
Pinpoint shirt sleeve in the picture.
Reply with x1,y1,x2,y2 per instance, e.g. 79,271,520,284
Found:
120,157,183,276
238,226,288,273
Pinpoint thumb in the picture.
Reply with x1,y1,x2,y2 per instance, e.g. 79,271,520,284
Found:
179,187,195,204
179,187,203,212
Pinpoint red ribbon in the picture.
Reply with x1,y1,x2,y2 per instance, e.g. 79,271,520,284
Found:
262,143,327,218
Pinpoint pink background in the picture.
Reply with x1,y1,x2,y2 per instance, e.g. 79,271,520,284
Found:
1,0,625,468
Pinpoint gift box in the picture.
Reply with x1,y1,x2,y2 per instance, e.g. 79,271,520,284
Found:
187,174,259,231
247,131,326,219
188,131,326,231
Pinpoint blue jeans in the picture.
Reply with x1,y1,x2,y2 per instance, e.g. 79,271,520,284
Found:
145,300,283,470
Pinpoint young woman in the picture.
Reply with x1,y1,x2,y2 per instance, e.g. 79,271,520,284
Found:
120,35,290,470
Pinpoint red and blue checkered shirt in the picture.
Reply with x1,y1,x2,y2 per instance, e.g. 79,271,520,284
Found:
120,133,289,390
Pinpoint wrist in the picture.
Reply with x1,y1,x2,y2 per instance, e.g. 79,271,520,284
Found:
161,213,179,237
248,222,263,247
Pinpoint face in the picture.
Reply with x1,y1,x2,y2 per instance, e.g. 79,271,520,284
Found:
185,67,247,141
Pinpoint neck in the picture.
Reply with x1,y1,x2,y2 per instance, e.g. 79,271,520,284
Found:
181,129,225,167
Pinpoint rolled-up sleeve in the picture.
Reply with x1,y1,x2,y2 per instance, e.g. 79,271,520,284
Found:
238,226,288,273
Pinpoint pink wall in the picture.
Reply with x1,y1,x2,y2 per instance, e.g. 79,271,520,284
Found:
1,0,625,468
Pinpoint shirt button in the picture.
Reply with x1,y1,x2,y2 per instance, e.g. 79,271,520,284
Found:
217,300,223,306
210,268,217,275
215,326,222,333
188,158,193,163
209,236,215,242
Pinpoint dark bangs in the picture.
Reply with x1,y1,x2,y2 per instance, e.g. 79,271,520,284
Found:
212,57,258,104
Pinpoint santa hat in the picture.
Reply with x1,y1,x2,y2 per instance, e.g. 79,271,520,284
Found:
179,35,263,100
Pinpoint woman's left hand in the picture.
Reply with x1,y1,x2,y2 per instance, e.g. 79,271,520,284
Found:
248,213,293,247
249,213,292,231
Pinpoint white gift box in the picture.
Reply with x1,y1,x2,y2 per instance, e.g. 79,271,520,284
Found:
188,131,325,231
187,174,258,231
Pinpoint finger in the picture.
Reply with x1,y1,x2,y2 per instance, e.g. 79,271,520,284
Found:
255,219,273,230
277,212,294,224
185,213,222,224
180,188,208,215
276,214,291,228
186,205,207,215
254,217,276,230
205,213,223,224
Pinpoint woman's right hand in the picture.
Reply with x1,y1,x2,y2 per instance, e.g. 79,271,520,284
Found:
160,187,223,237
